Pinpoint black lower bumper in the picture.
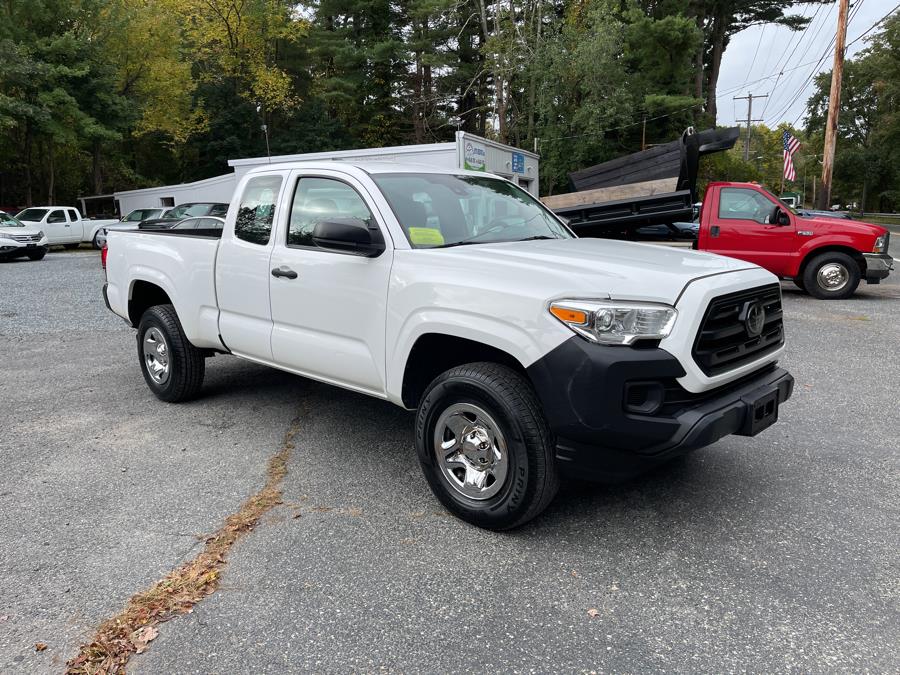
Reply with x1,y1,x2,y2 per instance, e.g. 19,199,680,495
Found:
864,253,893,283
526,337,794,481
0,243,49,259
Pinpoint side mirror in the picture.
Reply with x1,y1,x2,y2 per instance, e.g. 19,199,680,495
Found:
771,206,790,226
312,217,385,257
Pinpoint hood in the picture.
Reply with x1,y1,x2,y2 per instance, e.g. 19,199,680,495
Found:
418,238,760,304
796,213,888,238
0,224,43,237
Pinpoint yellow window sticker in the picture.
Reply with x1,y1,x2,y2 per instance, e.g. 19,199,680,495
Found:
408,227,445,246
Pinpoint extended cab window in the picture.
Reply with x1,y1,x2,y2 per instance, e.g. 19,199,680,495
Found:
47,210,66,224
236,176,282,245
718,188,776,224
287,177,373,248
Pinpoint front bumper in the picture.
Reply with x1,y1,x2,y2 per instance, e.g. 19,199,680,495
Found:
0,242,49,258
526,337,793,481
863,253,894,283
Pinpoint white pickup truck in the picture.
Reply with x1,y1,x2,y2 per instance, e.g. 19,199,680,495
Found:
103,162,794,529
16,206,117,248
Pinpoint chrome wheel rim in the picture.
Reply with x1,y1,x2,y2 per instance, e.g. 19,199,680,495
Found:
433,402,508,501
816,262,849,291
142,327,170,385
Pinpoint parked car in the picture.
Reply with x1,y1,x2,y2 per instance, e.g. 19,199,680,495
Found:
797,209,853,220
103,163,794,530
0,210,49,261
15,206,117,248
94,208,171,248
138,203,228,230
695,182,892,299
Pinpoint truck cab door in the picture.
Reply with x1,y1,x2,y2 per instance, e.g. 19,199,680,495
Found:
67,208,83,242
215,173,285,361
45,209,69,244
705,186,796,277
268,171,393,397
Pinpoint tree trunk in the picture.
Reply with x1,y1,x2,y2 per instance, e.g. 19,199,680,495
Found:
92,140,103,194
24,121,33,207
705,12,726,123
47,141,55,205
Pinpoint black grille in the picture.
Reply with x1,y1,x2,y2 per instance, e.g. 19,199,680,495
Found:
693,284,783,376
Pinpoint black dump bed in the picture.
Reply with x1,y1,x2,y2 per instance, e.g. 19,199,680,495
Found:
545,127,739,236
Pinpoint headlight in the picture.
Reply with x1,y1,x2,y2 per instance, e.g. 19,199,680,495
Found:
549,300,677,345
37,230,45,240
873,233,888,253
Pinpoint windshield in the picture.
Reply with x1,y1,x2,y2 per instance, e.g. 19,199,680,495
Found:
0,212,24,227
124,209,161,222
371,173,571,248
16,208,48,222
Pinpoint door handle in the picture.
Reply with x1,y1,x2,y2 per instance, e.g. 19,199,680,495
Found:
271,266,298,279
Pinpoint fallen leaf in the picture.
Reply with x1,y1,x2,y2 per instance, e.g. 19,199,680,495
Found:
35,643,47,652
0,615,8,622
587,608,599,618
131,625,159,654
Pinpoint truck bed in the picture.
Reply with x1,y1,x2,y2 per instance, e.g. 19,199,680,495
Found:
104,229,224,350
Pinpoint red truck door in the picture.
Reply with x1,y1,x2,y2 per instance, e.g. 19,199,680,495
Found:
703,185,796,277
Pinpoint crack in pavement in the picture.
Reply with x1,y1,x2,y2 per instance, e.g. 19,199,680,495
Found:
64,413,304,674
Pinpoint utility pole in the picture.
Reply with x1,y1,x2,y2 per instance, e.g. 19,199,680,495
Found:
641,115,647,151
817,0,850,210
734,92,768,161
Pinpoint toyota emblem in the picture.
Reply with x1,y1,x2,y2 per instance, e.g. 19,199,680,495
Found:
744,302,765,337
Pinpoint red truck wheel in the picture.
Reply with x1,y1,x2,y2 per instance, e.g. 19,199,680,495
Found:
803,252,861,300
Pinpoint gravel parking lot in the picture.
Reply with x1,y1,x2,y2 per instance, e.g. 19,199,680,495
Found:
1,249,898,673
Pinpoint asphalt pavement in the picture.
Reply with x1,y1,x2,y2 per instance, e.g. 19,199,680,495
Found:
1,249,898,673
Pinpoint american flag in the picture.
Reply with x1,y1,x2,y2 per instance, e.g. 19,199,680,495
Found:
782,130,801,182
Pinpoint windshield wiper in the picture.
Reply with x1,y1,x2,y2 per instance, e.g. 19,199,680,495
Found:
515,235,558,242
433,234,560,249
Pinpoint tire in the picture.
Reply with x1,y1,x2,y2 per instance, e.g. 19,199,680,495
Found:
91,231,103,249
136,304,205,402
792,278,807,292
63,243,80,250
26,250,46,261
802,252,860,299
415,362,559,530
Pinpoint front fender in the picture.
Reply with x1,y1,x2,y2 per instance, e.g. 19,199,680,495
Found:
385,307,570,405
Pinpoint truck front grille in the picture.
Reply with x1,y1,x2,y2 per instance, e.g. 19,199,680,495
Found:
693,284,783,376
6,233,41,242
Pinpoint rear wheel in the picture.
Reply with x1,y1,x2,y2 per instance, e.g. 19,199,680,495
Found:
91,230,104,249
137,304,205,402
26,250,46,261
415,362,559,530
803,252,860,299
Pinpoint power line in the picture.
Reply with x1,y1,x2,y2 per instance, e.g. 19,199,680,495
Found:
777,0,870,127
762,3,833,120
845,1,900,49
764,0,867,127
761,2,829,120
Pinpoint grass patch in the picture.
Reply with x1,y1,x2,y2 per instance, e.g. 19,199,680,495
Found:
66,419,300,674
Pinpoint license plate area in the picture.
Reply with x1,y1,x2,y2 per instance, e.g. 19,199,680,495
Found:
738,388,779,436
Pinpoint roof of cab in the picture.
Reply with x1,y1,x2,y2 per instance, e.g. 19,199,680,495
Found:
244,160,502,180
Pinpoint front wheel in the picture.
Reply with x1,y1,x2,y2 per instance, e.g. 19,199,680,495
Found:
137,304,205,402
26,250,46,261
803,252,861,299
415,362,559,530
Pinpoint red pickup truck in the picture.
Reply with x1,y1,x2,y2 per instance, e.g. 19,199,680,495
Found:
697,182,893,299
